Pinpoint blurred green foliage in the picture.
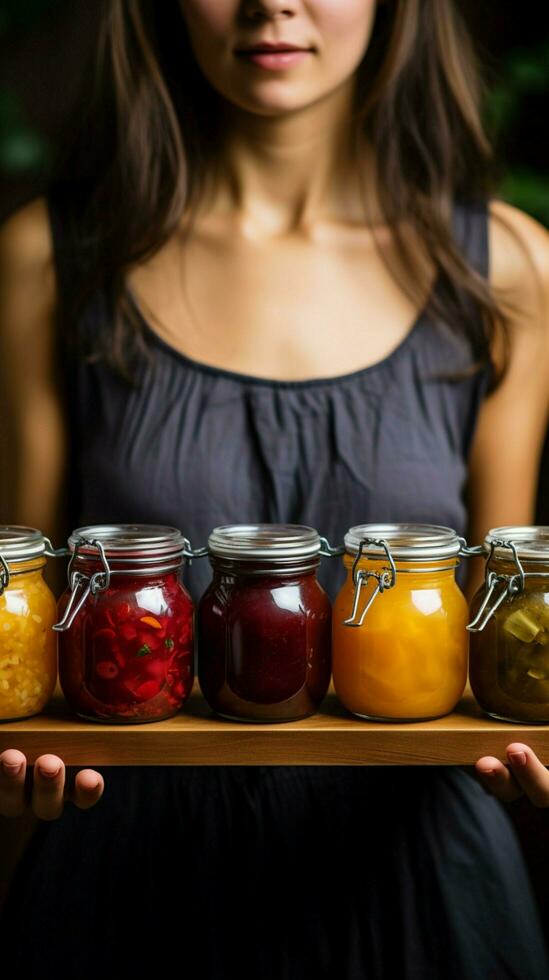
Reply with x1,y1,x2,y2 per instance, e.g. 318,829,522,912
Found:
0,0,65,35
0,0,65,179
0,87,51,174
484,38,549,225
499,171,549,224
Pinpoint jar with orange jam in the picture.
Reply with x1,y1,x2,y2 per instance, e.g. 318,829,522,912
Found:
0,526,59,721
332,524,468,721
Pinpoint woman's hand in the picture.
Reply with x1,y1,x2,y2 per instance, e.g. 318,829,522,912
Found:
0,749,104,820
476,743,549,808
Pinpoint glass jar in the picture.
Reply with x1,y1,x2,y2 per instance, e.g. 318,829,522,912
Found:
54,524,195,723
468,526,549,723
197,524,332,722
332,524,468,721
0,526,58,721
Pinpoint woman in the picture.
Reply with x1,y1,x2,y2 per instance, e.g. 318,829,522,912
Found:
1,0,549,976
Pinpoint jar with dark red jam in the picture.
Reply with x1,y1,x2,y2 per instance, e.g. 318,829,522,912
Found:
197,524,332,722
54,525,194,723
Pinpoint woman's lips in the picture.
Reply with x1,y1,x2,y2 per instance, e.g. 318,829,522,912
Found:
236,50,312,71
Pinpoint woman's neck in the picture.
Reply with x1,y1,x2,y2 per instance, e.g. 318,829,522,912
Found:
198,76,380,240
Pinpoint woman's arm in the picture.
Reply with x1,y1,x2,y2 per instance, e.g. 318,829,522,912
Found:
464,200,549,601
0,198,69,590
0,198,104,821
467,199,549,804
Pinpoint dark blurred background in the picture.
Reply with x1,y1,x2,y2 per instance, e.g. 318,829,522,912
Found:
1,0,549,939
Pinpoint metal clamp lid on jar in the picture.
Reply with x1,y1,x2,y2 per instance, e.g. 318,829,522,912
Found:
206,523,343,572
0,525,68,596
53,524,206,632
343,523,464,628
467,526,549,633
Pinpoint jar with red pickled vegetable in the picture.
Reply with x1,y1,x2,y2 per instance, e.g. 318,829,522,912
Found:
54,525,195,723
197,524,332,722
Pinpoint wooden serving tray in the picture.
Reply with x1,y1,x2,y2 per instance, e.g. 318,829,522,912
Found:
1,682,549,766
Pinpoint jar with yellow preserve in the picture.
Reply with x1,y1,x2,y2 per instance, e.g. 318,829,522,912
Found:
0,526,59,721
468,527,549,723
332,524,468,721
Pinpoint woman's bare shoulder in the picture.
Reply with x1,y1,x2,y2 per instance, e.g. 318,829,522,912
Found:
466,201,549,549
488,198,549,307
0,197,66,535
0,196,56,341
0,195,54,286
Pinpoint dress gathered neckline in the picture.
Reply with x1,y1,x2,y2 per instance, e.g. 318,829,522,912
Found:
124,274,439,390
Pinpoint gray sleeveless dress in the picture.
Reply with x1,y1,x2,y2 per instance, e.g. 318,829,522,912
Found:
2,189,548,980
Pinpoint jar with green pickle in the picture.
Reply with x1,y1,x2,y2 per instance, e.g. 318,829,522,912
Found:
468,526,549,723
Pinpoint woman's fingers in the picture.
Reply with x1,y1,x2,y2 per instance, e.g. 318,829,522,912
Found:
503,743,549,808
475,754,524,803
0,750,105,819
475,744,549,808
32,755,66,821
65,766,105,810
33,758,105,819
0,749,28,817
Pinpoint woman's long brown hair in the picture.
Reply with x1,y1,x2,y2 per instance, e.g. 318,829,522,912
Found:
57,0,519,384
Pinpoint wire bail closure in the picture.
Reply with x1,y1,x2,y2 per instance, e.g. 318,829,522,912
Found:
457,537,485,559
466,538,525,633
344,538,397,628
183,539,209,564
0,554,10,596
53,537,112,632
318,536,345,558
43,537,70,559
